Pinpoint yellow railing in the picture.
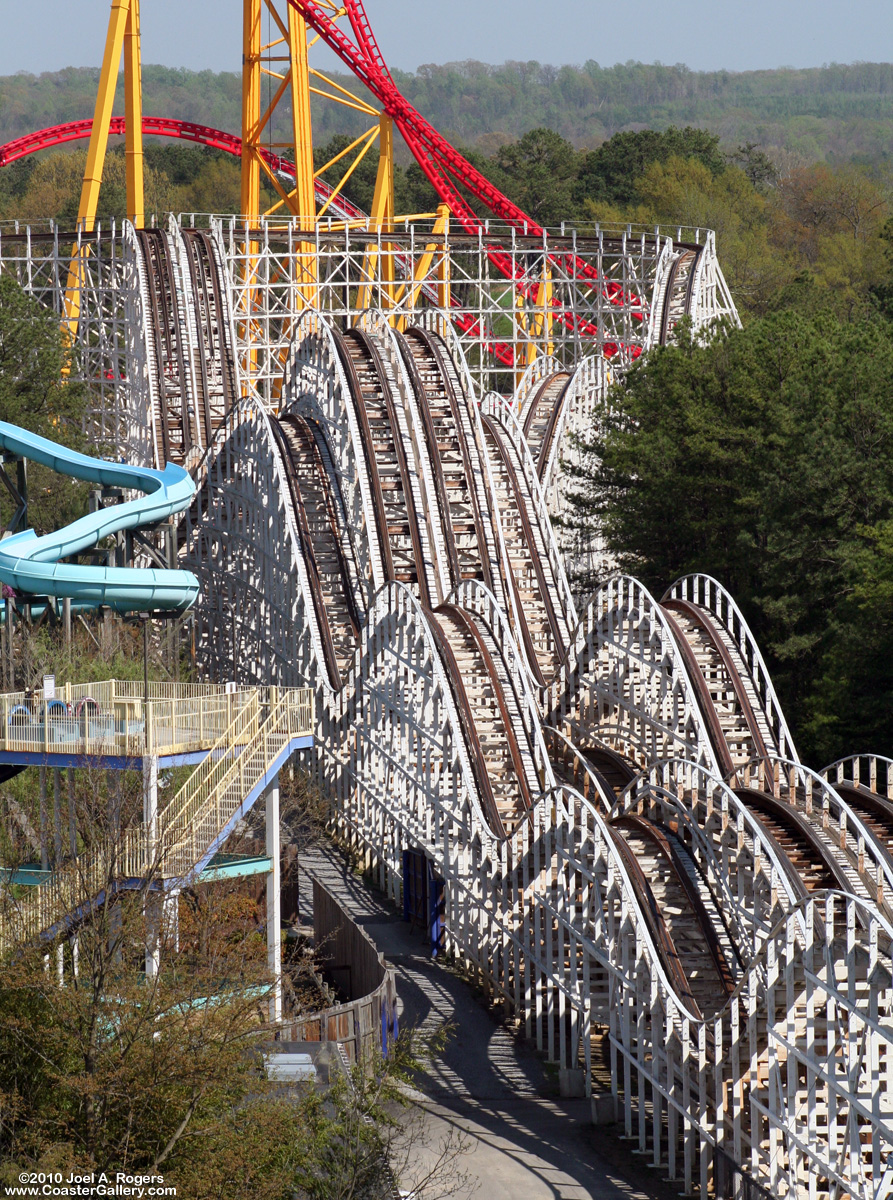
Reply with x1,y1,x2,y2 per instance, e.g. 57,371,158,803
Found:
0,686,314,952
160,688,311,876
0,681,313,759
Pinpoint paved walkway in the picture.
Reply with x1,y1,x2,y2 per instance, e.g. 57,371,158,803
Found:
300,843,680,1200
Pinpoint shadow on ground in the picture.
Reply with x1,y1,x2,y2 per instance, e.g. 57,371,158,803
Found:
300,843,682,1200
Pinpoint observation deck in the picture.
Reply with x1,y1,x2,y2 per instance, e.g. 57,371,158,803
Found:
0,679,315,770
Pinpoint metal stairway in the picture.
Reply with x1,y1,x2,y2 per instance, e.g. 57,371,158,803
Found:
0,688,312,952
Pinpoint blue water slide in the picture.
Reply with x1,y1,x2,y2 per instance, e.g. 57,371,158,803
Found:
0,421,200,613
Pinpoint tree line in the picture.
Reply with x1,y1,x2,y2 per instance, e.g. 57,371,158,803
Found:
4,59,893,161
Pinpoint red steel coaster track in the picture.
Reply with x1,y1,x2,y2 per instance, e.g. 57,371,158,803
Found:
0,119,549,367
286,0,643,322
1,0,650,354
0,116,523,367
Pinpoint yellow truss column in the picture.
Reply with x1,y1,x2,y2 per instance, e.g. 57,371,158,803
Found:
287,6,315,223
124,0,144,227
239,0,263,395
529,261,554,356
356,114,395,317
240,0,263,221
395,204,450,330
77,0,130,232
286,4,317,309
514,257,554,386
436,205,451,310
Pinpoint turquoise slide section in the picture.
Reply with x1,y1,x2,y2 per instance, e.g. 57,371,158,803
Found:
0,421,199,613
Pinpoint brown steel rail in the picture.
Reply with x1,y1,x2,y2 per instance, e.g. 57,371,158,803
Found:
662,597,770,763
735,787,846,896
425,611,507,839
437,602,537,818
829,782,893,868
521,371,571,478
137,229,193,466
343,328,434,608
480,412,569,682
181,229,239,447
332,327,397,585
607,825,703,1018
393,328,463,585
661,605,737,776
401,326,495,594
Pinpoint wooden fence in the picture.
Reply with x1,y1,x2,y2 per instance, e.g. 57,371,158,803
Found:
279,878,397,1063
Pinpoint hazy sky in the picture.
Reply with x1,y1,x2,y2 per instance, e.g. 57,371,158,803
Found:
2,0,891,78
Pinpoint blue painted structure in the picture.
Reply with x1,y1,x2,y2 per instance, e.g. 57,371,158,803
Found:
3,850,274,889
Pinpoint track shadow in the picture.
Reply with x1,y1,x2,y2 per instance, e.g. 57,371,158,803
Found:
299,843,680,1200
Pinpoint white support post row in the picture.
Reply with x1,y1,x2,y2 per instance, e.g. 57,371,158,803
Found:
265,773,282,1024
142,755,160,978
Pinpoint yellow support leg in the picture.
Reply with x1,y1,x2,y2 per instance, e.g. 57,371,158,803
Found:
436,207,451,311
288,6,315,223
239,0,262,394
240,0,262,222
287,5,317,310
529,261,554,354
357,114,395,316
77,0,131,232
63,0,132,339
395,205,450,330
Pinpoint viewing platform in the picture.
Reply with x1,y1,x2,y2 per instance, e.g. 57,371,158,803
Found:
0,679,315,769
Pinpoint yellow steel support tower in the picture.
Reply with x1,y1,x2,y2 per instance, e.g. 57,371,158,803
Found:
123,0,145,228
240,0,316,224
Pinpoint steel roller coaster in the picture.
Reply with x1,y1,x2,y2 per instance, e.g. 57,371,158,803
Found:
2,1,893,1195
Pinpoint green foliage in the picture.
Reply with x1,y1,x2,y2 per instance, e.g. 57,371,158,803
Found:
0,276,91,536
565,308,893,763
5,59,893,193
0,884,273,1175
0,276,84,438
576,126,726,208
0,915,454,1200
727,142,779,190
488,128,579,224
314,134,381,216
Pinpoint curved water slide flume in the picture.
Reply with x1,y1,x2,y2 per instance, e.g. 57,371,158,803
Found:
0,422,199,612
